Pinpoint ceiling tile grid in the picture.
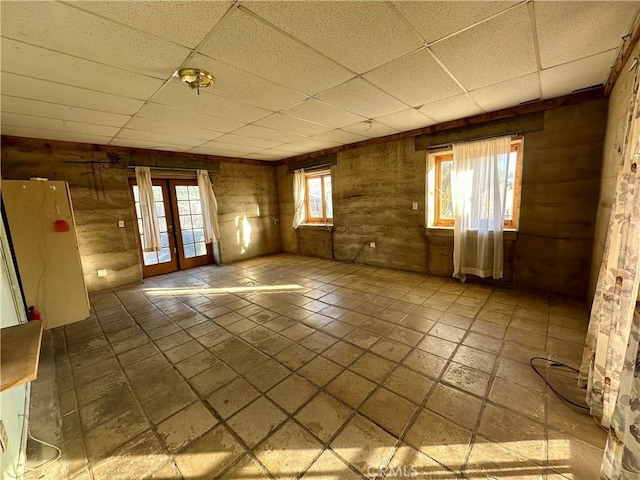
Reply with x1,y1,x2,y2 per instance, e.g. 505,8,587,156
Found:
363,49,464,107
392,1,521,45
429,3,538,91
1,1,191,79
242,1,424,74
0,1,637,161
67,1,234,50
534,1,639,69
198,8,355,96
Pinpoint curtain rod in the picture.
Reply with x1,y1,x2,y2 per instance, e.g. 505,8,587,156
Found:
286,162,334,174
427,132,523,151
127,165,201,172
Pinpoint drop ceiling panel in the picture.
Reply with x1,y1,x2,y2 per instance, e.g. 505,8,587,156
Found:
110,137,189,152
535,1,638,69
316,78,408,119
232,125,307,144
199,8,354,95
342,121,398,139
363,49,464,107
197,140,263,154
188,146,254,158
0,125,113,145
115,129,206,148
1,97,131,128
126,117,225,141
152,84,272,124
282,99,366,128
392,1,520,44
294,137,342,150
2,112,120,137
255,114,333,136
469,73,541,112
313,129,369,145
419,94,483,123
1,39,165,100
187,54,308,111
375,108,436,132
1,73,145,115
69,1,233,49
214,134,283,149
134,103,245,134
540,49,617,99
0,1,635,161
244,152,284,161
273,143,319,154
430,4,537,91
258,148,302,158
0,1,190,78
243,2,424,74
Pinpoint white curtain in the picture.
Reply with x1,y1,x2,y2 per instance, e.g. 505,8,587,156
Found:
292,168,306,229
134,166,161,252
452,135,511,281
197,170,221,244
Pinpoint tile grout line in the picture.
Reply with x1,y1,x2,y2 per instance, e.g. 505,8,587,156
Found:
79,254,590,479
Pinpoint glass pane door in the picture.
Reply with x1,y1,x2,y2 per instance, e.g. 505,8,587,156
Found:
130,180,179,277
170,180,213,270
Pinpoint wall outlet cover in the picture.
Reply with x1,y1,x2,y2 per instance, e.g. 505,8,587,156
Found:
369,242,376,248
97,269,108,277
118,220,125,228
412,202,418,210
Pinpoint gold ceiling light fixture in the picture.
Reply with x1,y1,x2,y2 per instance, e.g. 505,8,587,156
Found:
178,68,215,95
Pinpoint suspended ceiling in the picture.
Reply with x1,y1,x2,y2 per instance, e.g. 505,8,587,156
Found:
1,1,638,161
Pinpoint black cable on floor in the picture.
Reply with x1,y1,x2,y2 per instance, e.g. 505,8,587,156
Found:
529,356,590,411
350,242,367,263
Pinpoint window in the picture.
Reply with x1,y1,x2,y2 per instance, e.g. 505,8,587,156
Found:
429,140,523,229
305,171,333,224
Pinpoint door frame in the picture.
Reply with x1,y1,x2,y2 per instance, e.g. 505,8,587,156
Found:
128,177,214,278
129,178,179,277
168,179,214,271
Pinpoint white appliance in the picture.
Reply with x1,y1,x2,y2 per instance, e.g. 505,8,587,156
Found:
1,180,90,329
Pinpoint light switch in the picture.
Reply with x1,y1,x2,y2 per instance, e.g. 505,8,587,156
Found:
412,202,418,210
97,269,108,277
118,220,125,228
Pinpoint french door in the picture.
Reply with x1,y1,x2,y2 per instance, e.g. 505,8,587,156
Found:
130,178,214,277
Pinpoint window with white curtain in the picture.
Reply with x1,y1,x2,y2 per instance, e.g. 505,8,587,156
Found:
427,139,523,230
293,169,334,228
305,170,333,224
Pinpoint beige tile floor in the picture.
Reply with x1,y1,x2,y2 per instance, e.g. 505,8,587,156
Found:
25,254,607,480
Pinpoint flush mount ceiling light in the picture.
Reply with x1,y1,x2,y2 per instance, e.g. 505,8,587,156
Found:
178,68,215,95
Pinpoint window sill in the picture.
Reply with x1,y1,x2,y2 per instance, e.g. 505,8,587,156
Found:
298,223,333,229
425,227,518,240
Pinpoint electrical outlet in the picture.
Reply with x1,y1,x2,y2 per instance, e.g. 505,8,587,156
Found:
97,269,108,277
0,420,7,452
369,242,376,248
412,202,418,210
118,220,125,228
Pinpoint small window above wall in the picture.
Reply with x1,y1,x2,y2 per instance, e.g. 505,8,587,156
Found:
427,139,523,230
305,170,333,224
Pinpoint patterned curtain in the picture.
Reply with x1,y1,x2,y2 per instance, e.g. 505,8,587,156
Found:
578,63,640,478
